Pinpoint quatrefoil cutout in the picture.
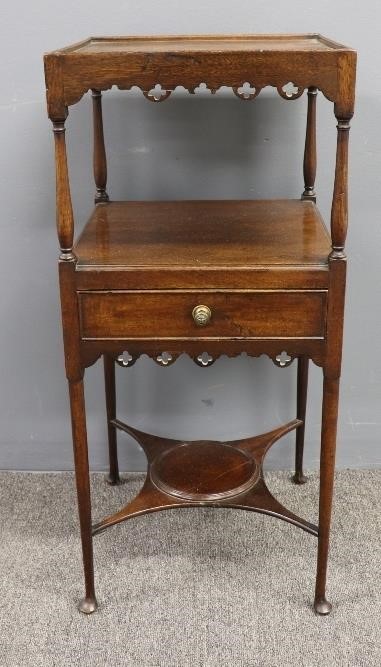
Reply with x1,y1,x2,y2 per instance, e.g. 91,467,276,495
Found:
196,352,214,367
143,84,172,102
156,352,173,366
233,82,261,101
275,351,293,367
191,82,216,95
117,351,133,367
277,82,304,100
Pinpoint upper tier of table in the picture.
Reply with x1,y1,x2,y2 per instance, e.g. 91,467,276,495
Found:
44,34,356,120
58,35,348,54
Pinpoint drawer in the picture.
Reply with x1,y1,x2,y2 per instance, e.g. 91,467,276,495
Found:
78,290,327,340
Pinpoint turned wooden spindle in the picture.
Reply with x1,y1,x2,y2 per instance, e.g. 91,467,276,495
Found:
330,117,351,259
302,87,317,202
53,120,75,260
92,90,109,203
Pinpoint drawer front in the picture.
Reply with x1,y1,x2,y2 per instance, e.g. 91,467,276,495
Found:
79,290,327,340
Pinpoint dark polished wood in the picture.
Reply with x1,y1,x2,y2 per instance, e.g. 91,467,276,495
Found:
151,441,258,501
80,338,326,375
91,90,109,204
74,199,331,291
44,34,356,120
330,119,351,258
53,122,75,260
75,199,330,269
103,355,120,485
69,379,97,614
293,357,309,484
314,375,340,615
45,34,356,616
302,87,317,201
93,418,318,537
79,290,327,341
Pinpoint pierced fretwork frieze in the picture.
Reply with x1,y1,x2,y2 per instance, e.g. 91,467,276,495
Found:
112,349,296,369
50,80,324,114
80,342,325,371
137,82,306,103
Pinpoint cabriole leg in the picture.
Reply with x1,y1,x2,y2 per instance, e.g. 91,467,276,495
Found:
293,356,309,484
314,374,340,615
103,354,120,485
69,378,98,614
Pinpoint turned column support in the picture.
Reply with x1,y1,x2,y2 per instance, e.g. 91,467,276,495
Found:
91,90,109,204
53,120,75,260
330,116,352,259
302,87,317,202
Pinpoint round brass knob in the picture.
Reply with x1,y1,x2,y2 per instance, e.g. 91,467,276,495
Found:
192,304,211,326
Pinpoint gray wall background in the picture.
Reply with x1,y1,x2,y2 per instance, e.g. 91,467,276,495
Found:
1,1,380,472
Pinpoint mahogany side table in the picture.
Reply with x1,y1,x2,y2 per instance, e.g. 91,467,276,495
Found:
44,34,356,615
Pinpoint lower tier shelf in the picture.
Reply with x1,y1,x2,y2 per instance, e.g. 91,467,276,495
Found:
92,420,318,537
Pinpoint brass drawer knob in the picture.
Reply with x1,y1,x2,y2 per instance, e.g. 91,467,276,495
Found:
192,304,211,326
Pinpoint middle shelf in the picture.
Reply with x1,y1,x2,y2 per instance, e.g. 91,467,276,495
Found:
74,199,331,291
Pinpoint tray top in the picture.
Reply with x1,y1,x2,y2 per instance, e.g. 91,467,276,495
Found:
56,34,352,55
44,33,356,120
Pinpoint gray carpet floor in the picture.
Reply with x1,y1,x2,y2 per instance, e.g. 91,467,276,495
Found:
0,470,380,666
